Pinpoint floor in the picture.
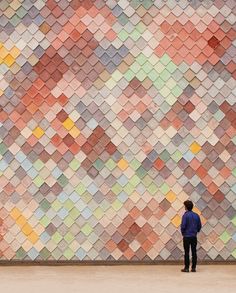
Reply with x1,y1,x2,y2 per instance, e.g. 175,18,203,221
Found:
0,265,235,293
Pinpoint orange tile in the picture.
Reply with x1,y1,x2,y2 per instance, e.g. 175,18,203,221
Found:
172,53,182,65
15,119,25,130
208,182,218,194
166,46,176,58
155,45,165,57
221,37,231,49
190,29,201,42
178,29,188,41
106,29,116,41
197,53,207,65
208,53,219,65
105,240,116,252
123,247,135,260
57,142,68,154
220,166,231,179
208,20,219,33
88,6,99,17
190,158,201,171
203,29,213,41
28,135,38,146
172,37,182,50
161,37,171,49
201,175,212,187
191,45,201,57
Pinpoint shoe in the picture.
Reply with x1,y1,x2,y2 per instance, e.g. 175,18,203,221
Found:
191,268,196,272
181,268,189,272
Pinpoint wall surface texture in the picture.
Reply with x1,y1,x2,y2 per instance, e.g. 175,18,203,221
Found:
0,0,236,262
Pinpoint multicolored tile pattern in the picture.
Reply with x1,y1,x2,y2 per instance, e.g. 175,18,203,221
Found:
0,0,236,262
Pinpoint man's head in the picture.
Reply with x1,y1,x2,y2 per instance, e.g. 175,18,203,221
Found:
184,200,193,211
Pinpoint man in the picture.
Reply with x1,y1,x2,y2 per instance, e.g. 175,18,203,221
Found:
181,200,202,272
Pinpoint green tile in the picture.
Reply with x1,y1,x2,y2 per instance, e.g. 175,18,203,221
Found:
69,158,80,171
147,182,158,195
160,54,171,66
160,150,170,162
112,199,122,211
130,159,141,170
58,174,68,187
40,199,51,212
231,216,236,226
143,62,153,74
52,231,63,244
172,150,183,162
52,200,62,212
142,175,152,187
16,247,27,259
136,166,147,178
64,199,74,211
111,183,123,195
137,53,147,65
64,216,74,227
0,143,7,155
220,231,231,244
130,175,141,187
160,183,170,194
40,216,50,227
172,85,183,97
64,232,74,244
123,183,135,194
106,159,116,171
34,159,44,171
70,207,80,220
119,29,129,41
131,29,141,41
33,176,44,187
75,183,86,195
64,248,74,259
136,22,146,34
81,223,93,236
136,69,146,81
39,248,50,260
94,207,103,219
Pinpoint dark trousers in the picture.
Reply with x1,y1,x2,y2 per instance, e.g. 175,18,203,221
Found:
183,237,197,269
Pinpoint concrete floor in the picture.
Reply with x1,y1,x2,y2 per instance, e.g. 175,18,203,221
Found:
0,265,235,293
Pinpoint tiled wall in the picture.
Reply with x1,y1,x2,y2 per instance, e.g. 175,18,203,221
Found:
0,0,236,262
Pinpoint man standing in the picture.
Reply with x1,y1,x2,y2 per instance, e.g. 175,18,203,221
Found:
181,200,202,272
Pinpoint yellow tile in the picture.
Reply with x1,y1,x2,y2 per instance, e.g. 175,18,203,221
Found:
63,118,74,130
10,46,20,58
33,127,44,138
172,215,181,227
69,126,80,138
190,142,201,154
193,207,201,215
0,46,8,58
166,191,176,203
4,54,15,66
118,158,128,170
28,231,39,244
16,216,27,227
10,207,21,220
22,223,33,236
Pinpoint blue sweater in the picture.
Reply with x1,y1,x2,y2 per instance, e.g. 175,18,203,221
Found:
181,211,202,237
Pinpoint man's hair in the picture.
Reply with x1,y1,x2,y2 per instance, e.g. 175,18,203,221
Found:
184,200,194,211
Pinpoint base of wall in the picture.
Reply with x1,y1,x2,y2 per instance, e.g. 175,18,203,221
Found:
0,260,235,266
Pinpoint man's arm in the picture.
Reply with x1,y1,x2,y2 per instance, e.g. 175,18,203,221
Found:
181,214,187,235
